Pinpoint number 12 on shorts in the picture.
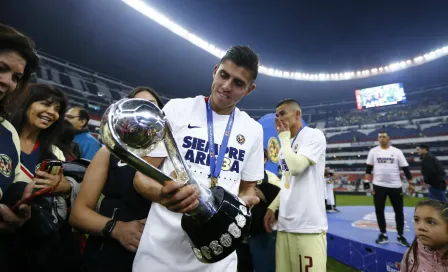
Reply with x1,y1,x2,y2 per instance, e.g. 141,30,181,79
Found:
299,255,313,272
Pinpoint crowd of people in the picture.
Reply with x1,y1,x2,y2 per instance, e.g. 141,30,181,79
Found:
1,23,447,272
326,98,448,128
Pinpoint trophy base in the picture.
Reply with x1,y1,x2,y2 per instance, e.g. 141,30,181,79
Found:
181,186,252,264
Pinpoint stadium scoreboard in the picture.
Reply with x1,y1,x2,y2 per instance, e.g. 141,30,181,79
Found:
355,83,406,110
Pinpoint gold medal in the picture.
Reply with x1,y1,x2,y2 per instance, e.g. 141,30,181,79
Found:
284,171,290,189
210,177,218,188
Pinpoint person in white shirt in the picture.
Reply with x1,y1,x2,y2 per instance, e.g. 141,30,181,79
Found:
325,167,339,212
264,99,327,272
131,45,264,272
364,131,413,246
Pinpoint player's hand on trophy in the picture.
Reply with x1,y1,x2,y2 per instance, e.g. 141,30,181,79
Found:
112,219,146,252
239,195,260,209
159,180,200,214
264,208,276,233
275,117,290,134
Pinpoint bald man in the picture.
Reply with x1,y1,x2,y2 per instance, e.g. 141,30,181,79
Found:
264,98,328,272
65,107,100,160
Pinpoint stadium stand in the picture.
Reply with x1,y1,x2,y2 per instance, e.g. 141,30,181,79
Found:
34,52,447,195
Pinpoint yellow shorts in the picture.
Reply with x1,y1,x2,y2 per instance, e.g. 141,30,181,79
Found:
276,231,327,272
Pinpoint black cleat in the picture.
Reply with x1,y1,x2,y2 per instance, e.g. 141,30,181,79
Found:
397,235,410,247
375,233,389,244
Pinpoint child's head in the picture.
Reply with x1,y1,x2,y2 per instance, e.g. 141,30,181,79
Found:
414,199,448,249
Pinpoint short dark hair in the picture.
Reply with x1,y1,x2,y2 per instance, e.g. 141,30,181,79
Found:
0,24,39,119
220,45,259,81
419,144,429,151
10,83,68,161
127,86,165,108
77,107,90,129
276,98,300,109
378,130,388,136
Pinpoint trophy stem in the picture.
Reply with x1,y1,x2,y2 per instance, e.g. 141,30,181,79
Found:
164,123,217,222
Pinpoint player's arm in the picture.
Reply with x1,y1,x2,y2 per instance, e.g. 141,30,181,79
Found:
401,167,413,183
238,181,259,208
365,164,373,181
364,149,374,181
238,125,264,208
277,131,310,176
268,192,280,212
398,150,413,183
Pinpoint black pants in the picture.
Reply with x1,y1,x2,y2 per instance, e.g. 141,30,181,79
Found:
373,184,404,235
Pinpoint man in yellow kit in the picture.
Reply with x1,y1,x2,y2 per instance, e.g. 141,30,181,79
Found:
264,99,328,271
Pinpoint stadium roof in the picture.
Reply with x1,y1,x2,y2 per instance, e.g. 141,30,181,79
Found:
2,0,448,107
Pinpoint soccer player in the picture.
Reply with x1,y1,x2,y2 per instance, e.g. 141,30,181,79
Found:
364,131,412,246
132,45,264,272
264,99,328,272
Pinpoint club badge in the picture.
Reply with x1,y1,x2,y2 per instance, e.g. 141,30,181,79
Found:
236,134,245,145
239,205,248,216
220,233,232,247
209,240,223,255
200,246,212,260
193,248,203,259
235,214,246,228
228,223,241,238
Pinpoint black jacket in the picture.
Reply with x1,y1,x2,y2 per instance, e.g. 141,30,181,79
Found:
421,154,446,189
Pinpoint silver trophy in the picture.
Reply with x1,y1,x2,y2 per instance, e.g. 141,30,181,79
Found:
100,98,252,263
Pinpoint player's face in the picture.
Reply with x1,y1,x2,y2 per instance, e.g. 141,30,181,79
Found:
27,99,61,130
378,133,389,145
275,104,300,128
414,206,448,250
0,51,26,101
211,60,256,112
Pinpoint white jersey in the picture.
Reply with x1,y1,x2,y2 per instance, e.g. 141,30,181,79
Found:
366,146,408,188
277,127,328,233
326,182,335,206
133,96,264,272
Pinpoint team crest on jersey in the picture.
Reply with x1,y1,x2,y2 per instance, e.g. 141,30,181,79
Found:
294,144,299,151
0,154,12,178
267,137,280,163
236,134,245,145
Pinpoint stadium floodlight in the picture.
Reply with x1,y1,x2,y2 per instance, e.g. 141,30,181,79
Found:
121,0,448,81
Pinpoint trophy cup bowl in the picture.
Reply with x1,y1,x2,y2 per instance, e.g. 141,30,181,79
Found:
100,98,252,263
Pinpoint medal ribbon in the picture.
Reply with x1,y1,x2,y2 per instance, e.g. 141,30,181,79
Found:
206,97,235,181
